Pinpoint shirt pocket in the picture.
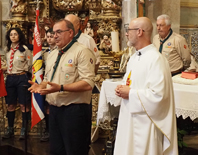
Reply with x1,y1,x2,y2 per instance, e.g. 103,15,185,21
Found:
60,66,76,84
44,67,52,81
14,54,26,68
163,47,174,59
16,54,25,62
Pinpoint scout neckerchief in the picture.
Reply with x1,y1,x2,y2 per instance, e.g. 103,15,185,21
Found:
73,30,82,40
9,44,19,72
50,38,77,82
159,29,173,53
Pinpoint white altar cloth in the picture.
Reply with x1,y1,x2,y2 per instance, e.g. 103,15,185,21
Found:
97,79,198,125
173,83,198,121
97,79,122,124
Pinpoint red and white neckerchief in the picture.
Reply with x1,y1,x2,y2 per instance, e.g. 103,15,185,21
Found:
8,44,19,73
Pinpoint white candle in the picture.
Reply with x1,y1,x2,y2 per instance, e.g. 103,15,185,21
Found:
111,31,120,52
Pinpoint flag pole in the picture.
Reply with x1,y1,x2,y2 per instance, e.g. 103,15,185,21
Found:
31,0,44,136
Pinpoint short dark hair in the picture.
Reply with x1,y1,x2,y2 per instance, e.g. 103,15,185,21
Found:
46,28,53,35
6,27,26,51
55,19,75,35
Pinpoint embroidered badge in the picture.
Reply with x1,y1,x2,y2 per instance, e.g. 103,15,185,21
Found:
126,71,132,86
167,42,171,46
68,59,72,63
65,74,69,80
65,64,73,67
94,47,97,52
27,56,31,59
90,58,93,64
184,45,187,49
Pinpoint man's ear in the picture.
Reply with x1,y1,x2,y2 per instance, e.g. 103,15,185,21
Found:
69,29,74,37
137,28,144,37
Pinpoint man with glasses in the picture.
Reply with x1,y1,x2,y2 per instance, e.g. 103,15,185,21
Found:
114,17,178,155
28,19,95,155
153,14,190,76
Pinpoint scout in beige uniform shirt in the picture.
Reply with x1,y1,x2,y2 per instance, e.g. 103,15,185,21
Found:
153,30,191,73
43,42,95,107
6,45,32,74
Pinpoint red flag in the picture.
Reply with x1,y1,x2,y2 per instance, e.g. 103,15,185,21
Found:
0,55,7,97
31,9,44,129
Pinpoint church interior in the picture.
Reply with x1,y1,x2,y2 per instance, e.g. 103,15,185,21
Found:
1,0,198,155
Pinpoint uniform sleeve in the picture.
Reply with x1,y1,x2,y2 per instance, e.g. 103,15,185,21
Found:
90,38,100,64
84,37,100,65
176,37,191,69
77,48,96,88
25,49,33,73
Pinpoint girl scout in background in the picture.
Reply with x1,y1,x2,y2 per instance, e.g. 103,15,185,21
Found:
2,27,32,140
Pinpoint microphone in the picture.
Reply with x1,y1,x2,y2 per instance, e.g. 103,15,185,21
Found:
138,51,141,56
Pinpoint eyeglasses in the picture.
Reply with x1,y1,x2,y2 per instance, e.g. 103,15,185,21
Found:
52,29,70,36
156,24,166,27
125,28,145,33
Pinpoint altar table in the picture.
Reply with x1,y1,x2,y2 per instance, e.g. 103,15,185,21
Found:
97,79,198,125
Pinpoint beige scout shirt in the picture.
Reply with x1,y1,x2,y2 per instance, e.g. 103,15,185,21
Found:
6,45,32,74
153,32,191,72
42,46,57,67
44,42,96,107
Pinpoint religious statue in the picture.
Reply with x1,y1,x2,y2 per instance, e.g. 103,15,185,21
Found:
99,34,112,54
84,22,94,37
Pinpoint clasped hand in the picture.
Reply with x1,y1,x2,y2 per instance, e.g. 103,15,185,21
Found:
115,85,130,99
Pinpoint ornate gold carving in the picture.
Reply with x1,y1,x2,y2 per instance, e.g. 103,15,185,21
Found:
97,19,120,38
10,0,27,20
87,0,102,11
52,0,84,12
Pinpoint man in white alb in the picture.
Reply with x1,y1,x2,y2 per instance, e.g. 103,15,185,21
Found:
114,17,178,155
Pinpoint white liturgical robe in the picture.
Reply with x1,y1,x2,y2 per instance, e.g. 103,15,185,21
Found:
114,44,178,155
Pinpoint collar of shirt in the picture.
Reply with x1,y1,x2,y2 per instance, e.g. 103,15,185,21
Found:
135,44,153,56
50,46,57,52
58,41,72,51
11,43,19,50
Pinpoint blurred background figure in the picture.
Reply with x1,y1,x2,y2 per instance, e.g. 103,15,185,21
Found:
84,22,94,38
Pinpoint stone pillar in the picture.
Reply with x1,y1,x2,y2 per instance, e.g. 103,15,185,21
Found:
145,0,180,39
121,0,137,50
0,0,11,55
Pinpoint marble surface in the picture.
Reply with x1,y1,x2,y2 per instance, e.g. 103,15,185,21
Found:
121,0,137,50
